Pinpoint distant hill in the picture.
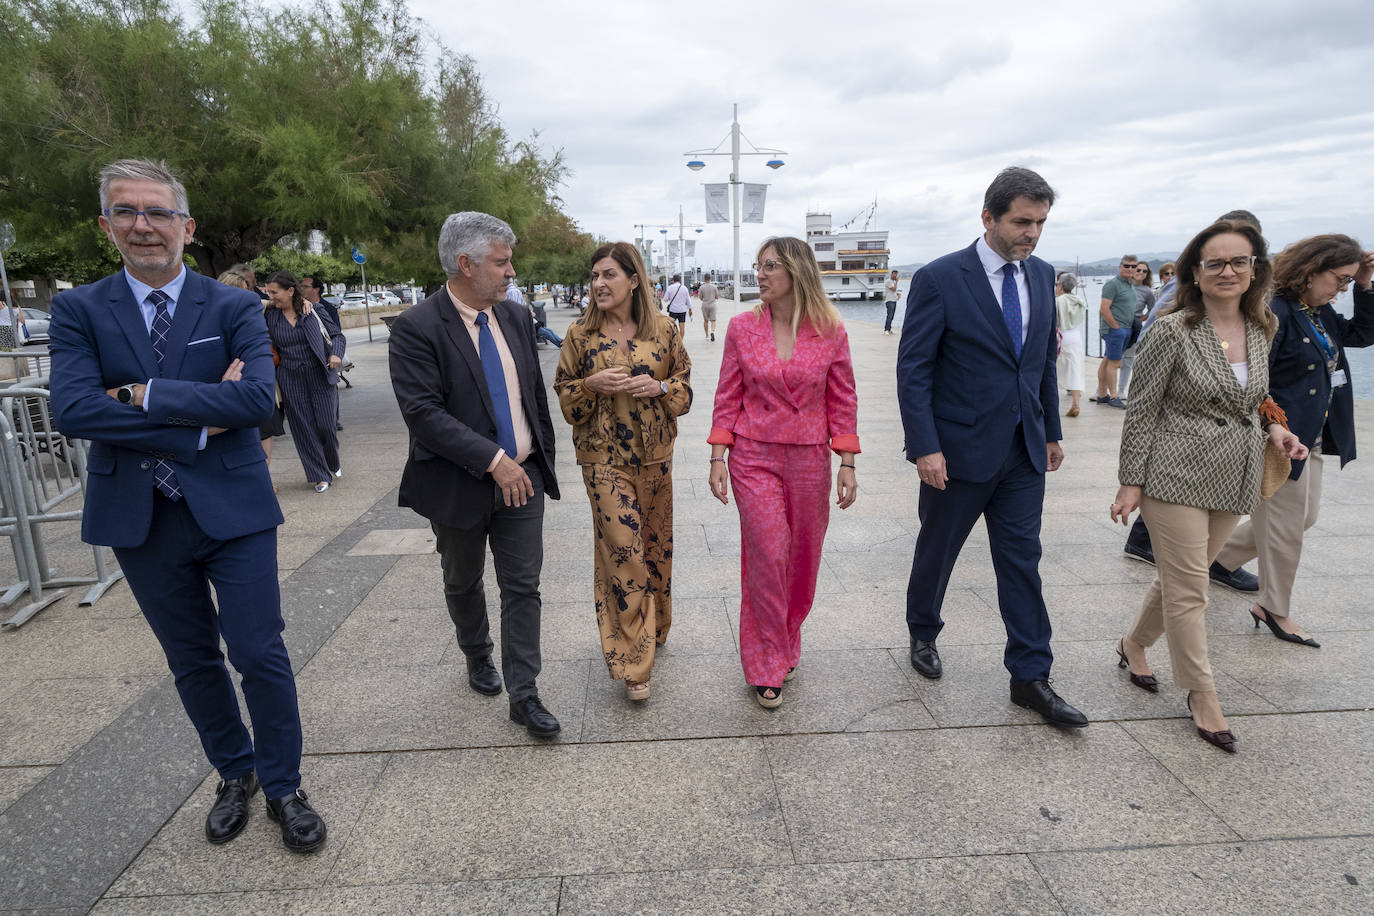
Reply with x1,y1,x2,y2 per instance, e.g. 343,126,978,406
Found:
892,262,925,274
1050,253,1179,274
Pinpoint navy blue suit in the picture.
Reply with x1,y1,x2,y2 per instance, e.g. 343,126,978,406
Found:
897,241,1062,680
49,269,303,797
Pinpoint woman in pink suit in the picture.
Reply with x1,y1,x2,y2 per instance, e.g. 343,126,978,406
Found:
708,237,860,708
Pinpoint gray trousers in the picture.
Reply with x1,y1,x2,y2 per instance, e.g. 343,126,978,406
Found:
431,464,545,702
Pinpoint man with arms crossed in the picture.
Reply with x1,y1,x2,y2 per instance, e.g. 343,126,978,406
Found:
388,212,563,737
48,158,326,852
897,167,1088,729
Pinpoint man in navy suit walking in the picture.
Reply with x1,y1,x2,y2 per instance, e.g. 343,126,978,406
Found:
897,167,1087,728
48,159,326,850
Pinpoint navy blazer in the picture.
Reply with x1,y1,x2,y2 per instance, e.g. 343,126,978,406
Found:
1268,288,1374,479
264,306,346,386
897,241,1061,482
49,270,283,547
388,290,560,529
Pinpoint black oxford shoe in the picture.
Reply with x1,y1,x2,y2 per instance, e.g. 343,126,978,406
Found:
910,640,942,680
467,654,503,696
509,696,561,738
266,788,327,853
206,772,259,844
1209,562,1259,592
1010,679,1088,729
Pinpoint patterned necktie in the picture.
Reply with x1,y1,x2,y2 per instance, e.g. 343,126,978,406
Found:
146,290,182,501
1001,262,1023,359
474,311,517,460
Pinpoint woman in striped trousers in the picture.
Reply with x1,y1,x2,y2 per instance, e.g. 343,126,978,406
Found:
263,271,346,492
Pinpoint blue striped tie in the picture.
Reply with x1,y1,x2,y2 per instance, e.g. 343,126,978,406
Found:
146,290,182,501
1001,263,1023,359
474,311,517,459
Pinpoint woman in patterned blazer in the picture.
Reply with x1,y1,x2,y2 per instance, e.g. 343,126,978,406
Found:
554,242,692,702
708,237,860,709
1110,220,1307,753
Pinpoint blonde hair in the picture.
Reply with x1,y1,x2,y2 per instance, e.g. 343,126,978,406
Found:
217,269,251,289
753,236,840,335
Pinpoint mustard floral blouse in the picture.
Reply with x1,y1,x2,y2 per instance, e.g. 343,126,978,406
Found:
554,313,693,466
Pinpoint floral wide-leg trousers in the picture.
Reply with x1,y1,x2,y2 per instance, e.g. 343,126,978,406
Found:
730,436,832,688
582,461,674,684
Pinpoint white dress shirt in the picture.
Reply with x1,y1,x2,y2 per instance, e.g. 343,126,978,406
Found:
975,236,1030,347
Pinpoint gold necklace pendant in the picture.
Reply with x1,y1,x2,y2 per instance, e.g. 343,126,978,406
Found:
1219,339,1230,350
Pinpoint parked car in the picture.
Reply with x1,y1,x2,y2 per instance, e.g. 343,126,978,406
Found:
394,288,417,304
341,291,400,309
321,294,346,311
372,290,401,307
21,308,50,345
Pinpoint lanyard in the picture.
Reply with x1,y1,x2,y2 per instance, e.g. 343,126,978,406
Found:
1298,307,1338,372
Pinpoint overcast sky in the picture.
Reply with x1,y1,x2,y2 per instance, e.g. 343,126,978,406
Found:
406,0,1374,270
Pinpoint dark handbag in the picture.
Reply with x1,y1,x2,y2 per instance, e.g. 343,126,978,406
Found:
1127,315,1143,349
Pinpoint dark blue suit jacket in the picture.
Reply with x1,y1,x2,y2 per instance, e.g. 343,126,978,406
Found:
1268,288,1374,479
49,269,283,547
897,241,1062,482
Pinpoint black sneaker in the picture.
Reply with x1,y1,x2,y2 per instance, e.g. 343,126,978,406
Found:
1209,562,1259,592
1123,542,1155,566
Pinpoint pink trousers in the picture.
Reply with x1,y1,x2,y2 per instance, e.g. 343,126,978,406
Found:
730,436,832,688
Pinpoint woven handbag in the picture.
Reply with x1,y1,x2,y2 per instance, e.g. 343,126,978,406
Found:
1258,398,1291,501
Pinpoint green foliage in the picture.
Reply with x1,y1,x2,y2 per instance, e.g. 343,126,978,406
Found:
0,0,594,284
250,243,358,288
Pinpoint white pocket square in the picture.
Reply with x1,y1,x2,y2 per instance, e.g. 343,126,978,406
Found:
187,336,221,346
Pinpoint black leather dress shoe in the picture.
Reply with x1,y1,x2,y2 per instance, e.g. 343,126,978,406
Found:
910,640,942,680
265,788,327,853
1123,541,1155,565
206,772,259,844
509,696,561,737
1010,679,1088,728
1209,562,1258,592
466,654,503,696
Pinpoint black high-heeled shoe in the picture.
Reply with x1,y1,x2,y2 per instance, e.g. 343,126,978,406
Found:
1186,691,1236,754
1250,605,1320,648
1115,639,1158,692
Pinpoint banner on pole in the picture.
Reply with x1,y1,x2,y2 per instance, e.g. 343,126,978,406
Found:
704,184,729,223
742,184,768,223
668,240,679,258
685,240,696,258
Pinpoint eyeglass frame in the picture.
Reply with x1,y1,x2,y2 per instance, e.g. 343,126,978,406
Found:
1199,255,1257,275
752,258,783,273
101,206,190,229
1326,269,1356,290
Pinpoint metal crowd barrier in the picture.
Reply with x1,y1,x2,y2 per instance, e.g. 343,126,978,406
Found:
0,383,123,628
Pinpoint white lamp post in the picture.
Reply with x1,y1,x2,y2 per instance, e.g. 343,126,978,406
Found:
684,103,785,304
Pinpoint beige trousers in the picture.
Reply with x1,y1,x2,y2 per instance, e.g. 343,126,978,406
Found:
1126,494,1240,692
1214,450,1323,618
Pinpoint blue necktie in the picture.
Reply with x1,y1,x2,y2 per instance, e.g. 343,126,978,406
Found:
146,290,182,501
474,311,517,460
1001,263,1023,359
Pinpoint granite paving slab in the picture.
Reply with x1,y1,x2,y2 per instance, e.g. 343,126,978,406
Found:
106,752,390,898
888,640,1276,728
1119,710,1374,839
559,855,1061,915
577,649,935,742
1206,629,1374,711
1033,836,1374,915
0,676,162,766
332,739,791,884
0,766,52,812
294,659,591,752
766,726,1237,862
91,880,562,915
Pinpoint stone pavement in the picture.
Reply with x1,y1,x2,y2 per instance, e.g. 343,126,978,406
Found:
1,299,1372,915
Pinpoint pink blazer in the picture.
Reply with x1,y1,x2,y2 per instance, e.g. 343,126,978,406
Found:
708,307,860,454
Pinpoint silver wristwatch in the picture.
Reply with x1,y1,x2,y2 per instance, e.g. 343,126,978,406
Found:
116,384,137,404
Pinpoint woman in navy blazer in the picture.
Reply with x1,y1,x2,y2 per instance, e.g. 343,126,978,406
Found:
263,270,346,492
1213,235,1374,647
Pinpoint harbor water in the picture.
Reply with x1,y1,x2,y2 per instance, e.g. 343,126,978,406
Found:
841,277,1374,398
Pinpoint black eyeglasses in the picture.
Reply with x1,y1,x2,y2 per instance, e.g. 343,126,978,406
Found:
1327,269,1356,290
102,206,187,228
